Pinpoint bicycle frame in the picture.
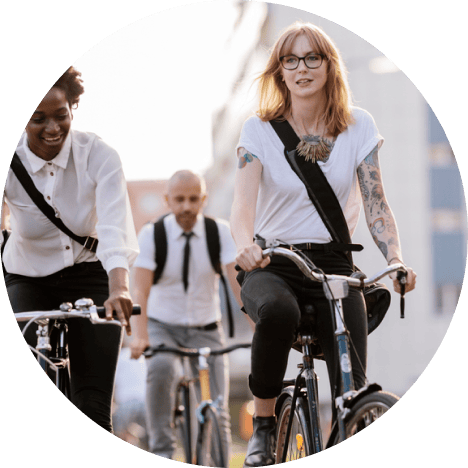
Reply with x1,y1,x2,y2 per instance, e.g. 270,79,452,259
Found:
16,298,140,398
268,244,406,460
144,343,250,466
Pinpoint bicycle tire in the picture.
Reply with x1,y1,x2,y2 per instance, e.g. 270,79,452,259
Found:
276,395,313,462
331,390,399,445
196,405,226,467
175,385,193,463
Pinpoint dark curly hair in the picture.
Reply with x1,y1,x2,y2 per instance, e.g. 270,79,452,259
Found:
52,66,85,109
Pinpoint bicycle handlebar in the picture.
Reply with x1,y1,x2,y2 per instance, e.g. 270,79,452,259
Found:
15,304,141,324
262,246,407,287
143,342,251,359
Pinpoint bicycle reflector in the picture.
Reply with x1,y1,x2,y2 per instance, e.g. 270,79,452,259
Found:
296,434,304,452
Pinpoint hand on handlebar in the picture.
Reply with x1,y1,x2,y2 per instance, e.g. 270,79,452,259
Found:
104,290,133,336
236,244,271,272
389,262,417,294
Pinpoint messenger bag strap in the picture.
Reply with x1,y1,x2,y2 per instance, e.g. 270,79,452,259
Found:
10,153,98,252
269,119,363,265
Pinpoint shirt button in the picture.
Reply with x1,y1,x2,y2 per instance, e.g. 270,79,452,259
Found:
65,246,70,250
47,196,51,200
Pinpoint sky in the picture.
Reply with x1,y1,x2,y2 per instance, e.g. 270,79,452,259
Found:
69,4,402,182
71,2,225,181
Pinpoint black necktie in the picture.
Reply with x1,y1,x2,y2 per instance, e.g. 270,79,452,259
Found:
182,232,194,292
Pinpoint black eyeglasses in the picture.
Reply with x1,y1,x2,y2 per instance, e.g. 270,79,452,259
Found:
279,53,325,70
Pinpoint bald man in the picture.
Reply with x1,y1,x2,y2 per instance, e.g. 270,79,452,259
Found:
130,170,240,461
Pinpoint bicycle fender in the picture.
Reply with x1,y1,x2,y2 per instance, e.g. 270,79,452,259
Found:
275,384,307,417
326,383,382,449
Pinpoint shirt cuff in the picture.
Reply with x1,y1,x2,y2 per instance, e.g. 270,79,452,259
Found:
104,255,130,274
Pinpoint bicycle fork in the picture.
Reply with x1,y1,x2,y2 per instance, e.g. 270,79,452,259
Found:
281,337,323,463
302,341,323,454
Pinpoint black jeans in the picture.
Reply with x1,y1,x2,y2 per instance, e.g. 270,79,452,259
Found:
5,261,122,432
240,250,367,403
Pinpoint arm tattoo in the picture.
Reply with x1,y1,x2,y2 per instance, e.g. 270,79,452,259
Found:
238,151,258,169
360,145,402,261
363,144,380,168
370,218,388,257
357,166,369,201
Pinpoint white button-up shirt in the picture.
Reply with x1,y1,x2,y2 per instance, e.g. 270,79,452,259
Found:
134,214,237,327
2,129,139,276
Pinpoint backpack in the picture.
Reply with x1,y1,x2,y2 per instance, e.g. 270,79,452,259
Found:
152,214,234,337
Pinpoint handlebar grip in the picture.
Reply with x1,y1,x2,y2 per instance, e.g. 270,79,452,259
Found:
95,305,141,319
396,271,407,319
235,264,243,272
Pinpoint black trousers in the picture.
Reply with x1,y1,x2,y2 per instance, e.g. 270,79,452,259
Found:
5,261,122,432
240,250,367,403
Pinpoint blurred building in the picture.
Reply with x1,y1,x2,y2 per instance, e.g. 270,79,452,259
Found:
97,2,468,402
203,2,466,401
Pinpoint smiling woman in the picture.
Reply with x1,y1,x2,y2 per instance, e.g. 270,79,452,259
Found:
230,21,416,467
25,87,73,161
2,66,139,433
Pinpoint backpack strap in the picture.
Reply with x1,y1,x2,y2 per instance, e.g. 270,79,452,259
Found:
10,153,98,252
204,217,222,274
269,119,363,266
152,214,235,337
152,214,169,285
204,216,234,338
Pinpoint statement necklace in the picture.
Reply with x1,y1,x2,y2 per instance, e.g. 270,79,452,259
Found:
291,114,334,163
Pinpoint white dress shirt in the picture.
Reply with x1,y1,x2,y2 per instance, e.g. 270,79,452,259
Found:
133,213,237,327
2,129,139,276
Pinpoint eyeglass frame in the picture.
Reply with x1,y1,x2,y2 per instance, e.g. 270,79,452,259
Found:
279,53,325,70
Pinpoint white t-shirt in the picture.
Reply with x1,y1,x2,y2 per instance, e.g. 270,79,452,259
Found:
3,130,139,276
133,213,237,327
236,107,384,244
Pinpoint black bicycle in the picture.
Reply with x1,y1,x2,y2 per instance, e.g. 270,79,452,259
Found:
144,342,251,467
15,298,141,396
258,241,407,462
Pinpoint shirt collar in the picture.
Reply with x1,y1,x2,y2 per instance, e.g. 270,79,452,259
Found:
170,213,204,239
22,131,72,174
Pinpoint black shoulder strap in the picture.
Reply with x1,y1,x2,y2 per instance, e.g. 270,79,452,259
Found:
204,216,234,338
269,119,363,265
1,229,10,276
10,153,98,252
204,216,222,274
152,214,169,285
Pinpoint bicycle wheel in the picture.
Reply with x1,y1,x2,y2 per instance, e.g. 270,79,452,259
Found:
331,391,399,445
276,395,313,462
175,385,193,463
196,405,226,467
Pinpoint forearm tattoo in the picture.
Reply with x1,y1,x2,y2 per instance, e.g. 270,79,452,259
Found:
358,145,401,260
238,151,258,169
